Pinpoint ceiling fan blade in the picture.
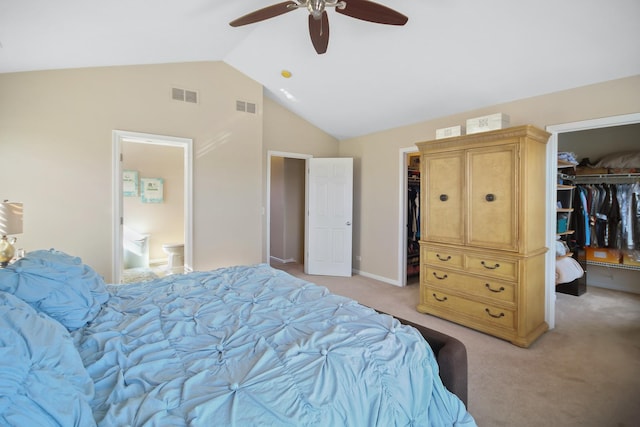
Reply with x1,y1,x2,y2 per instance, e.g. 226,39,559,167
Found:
309,11,330,54
229,1,298,27
335,0,408,25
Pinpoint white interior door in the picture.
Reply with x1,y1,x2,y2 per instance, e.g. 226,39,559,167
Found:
306,158,353,277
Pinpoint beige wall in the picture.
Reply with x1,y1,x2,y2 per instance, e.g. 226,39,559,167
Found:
269,156,285,260
0,62,264,282
284,158,305,262
269,156,306,264
339,75,640,283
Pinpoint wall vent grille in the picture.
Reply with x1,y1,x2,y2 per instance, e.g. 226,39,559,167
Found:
172,87,199,104
185,90,198,104
236,100,257,114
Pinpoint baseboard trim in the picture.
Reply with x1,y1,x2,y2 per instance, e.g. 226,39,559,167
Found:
270,256,297,265
352,269,402,287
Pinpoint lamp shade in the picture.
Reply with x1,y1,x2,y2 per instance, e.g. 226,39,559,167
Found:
0,202,23,236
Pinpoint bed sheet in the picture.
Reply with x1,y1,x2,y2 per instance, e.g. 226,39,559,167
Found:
72,264,475,426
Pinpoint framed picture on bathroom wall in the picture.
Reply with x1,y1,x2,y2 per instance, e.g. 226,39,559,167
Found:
123,170,139,197
141,177,164,203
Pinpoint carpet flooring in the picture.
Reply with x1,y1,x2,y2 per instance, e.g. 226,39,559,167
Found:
273,262,640,427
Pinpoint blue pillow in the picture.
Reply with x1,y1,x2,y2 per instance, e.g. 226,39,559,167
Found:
0,291,96,426
0,249,109,330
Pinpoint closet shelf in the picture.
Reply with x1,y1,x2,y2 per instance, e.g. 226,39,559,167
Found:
557,160,577,169
557,184,575,190
571,173,640,184
586,260,640,272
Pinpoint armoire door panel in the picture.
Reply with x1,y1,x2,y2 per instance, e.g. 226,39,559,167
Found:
423,152,464,244
467,145,518,251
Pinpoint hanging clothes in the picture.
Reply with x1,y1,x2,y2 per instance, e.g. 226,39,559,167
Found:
574,182,639,249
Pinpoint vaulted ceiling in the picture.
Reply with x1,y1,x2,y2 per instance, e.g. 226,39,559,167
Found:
2,0,639,140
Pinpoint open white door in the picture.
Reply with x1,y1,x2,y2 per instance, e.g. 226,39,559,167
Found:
306,158,353,277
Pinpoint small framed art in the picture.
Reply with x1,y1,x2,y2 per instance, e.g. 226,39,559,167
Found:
123,170,139,197
141,178,164,203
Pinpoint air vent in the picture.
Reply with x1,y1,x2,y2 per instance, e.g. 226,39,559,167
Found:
172,87,185,101
236,100,257,114
172,87,199,104
185,90,198,104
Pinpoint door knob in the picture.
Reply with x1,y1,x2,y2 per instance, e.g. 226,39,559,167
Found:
346,221,351,226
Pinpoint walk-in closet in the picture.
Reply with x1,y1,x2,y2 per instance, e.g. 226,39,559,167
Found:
557,122,640,295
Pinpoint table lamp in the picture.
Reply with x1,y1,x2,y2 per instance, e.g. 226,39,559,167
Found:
0,201,23,267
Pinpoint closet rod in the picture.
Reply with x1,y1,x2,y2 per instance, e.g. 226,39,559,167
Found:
571,173,640,184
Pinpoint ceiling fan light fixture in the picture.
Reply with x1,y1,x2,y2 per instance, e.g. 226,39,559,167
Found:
229,0,408,54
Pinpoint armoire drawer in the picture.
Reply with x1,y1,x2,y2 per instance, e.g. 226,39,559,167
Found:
426,289,515,330
424,267,515,304
465,254,517,280
423,249,463,269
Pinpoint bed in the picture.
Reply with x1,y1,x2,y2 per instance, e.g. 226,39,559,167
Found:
0,249,475,426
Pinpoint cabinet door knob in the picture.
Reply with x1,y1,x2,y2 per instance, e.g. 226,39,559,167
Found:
439,194,448,202
485,193,496,202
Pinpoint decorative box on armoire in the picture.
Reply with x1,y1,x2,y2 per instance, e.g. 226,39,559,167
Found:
416,125,549,348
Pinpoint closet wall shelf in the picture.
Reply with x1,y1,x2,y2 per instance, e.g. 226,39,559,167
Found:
557,160,577,169
586,260,640,272
571,173,640,184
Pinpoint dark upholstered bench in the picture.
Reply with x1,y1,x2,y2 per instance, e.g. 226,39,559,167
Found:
395,316,469,406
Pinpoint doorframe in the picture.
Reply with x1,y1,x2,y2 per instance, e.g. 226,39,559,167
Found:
397,146,419,287
544,112,640,329
266,150,313,267
112,130,193,284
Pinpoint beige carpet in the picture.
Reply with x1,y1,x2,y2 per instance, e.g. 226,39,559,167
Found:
273,262,640,427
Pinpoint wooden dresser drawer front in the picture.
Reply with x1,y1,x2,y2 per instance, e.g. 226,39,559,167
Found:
465,254,517,280
424,267,457,286
424,250,463,268
427,290,515,329
425,268,514,303
473,277,515,303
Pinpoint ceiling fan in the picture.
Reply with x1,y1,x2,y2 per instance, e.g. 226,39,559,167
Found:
229,0,408,54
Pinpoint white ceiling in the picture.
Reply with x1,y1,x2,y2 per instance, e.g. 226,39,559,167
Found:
1,0,639,140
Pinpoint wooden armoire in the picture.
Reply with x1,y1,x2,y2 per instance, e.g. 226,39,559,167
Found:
416,125,549,347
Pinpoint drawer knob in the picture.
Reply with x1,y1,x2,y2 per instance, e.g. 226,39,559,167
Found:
485,283,505,293
432,272,448,280
439,194,448,202
481,261,500,270
485,308,505,319
436,254,451,261
485,193,496,202
433,293,448,302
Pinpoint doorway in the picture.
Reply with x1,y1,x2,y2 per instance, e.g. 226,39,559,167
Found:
268,153,308,267
544,112,640,329
112,130,193,284
398,147,420,287
267,151,354,277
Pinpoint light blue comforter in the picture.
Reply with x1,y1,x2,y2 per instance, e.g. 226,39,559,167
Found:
72,264,475,426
